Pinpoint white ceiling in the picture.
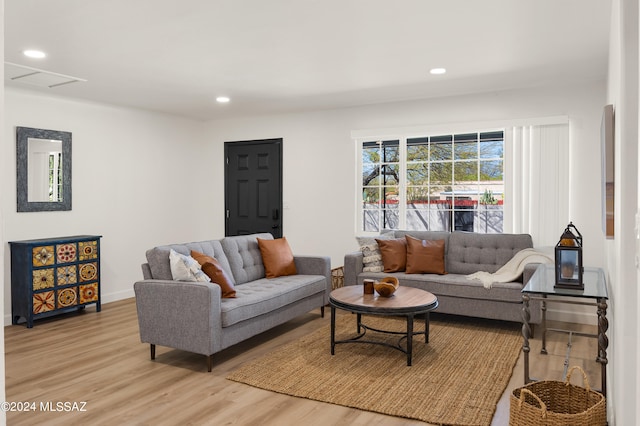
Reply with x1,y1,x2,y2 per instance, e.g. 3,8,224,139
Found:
5,0,612,121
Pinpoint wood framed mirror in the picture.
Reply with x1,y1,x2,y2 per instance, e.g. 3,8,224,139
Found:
17,126,72,212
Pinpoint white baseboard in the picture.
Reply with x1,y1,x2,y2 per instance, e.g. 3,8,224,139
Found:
100,288,135,304
4,288,135,326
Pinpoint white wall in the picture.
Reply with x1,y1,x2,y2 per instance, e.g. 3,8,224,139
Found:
205,81,607,296
2,88,215,324
605,0,639,424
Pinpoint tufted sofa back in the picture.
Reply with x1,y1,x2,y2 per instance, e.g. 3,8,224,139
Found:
145,240,233,282
446,231,533,275
143,233,274,285
220,233,273,284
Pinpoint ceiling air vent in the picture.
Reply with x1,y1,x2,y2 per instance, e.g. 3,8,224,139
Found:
4,62,87,88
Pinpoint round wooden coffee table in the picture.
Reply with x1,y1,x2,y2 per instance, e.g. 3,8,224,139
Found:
329,285,438,366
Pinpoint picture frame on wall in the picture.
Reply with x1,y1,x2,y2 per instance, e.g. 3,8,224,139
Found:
601,104,614,239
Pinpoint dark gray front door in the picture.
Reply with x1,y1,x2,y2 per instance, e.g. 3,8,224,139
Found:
225,139,283,238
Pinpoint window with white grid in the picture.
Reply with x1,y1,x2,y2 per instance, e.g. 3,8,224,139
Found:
358,130,504,233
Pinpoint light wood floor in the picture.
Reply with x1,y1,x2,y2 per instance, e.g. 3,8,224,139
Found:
5,298,600,425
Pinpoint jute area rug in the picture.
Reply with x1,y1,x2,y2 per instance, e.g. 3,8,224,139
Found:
227,314,522,426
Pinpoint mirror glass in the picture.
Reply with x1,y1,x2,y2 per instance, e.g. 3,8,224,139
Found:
27,137,63,202
17,127,72,212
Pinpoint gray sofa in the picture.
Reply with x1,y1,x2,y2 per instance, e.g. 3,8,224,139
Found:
344,230,542,324
134,233,331,371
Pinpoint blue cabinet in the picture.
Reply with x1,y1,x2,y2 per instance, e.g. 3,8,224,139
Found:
10,235,102,328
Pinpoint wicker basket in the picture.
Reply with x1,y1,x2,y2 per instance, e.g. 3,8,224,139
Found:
331,267,344,290
509,366,606,426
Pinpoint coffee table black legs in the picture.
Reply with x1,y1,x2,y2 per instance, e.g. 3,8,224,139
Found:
330,306,336,355
406,315,413,366
329,286,438,367
330,311,430,366
425,312,430,343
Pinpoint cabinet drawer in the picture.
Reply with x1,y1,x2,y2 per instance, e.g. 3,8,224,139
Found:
56,243,77,264
78,240,99,260
57,287,78,309
33,291,55,315
32,246,55,267
57,265,77,285
79,283,99,304
32,268,55,290
79,262,98,282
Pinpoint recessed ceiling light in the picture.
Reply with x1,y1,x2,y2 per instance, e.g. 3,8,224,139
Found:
23,50,47,59
216,96,230,103
430,68,446,75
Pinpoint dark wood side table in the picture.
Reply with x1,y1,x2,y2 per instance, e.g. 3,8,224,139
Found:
329,285,438,366
522,264,608,397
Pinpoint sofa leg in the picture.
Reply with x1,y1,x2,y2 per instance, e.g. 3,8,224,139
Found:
206,355,213,372
321,305,325,318
150,344,156,360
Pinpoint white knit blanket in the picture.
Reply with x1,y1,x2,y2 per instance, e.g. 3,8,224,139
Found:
466,248,553,289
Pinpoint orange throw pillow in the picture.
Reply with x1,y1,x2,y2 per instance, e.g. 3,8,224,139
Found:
405,236,446,274
257,237,298,278
190,250,237,298
375,238,407,272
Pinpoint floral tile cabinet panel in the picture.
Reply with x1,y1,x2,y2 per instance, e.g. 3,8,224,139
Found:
10,235,102,328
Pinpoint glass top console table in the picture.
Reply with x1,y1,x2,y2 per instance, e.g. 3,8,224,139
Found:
521,263,608,397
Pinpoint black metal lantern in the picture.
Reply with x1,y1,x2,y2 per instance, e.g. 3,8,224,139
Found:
555,222,584,289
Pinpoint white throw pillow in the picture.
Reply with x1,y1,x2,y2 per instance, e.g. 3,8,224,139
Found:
169,249,210,282
356,234,394,273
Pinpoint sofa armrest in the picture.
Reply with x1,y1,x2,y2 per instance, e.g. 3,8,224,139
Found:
523,263,542,286
141,263,152,280
294,255,330,277
133,280,223,355
344,251,364,286
294,255,331,301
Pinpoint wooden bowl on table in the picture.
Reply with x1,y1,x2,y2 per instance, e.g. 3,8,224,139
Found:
374,276,400,297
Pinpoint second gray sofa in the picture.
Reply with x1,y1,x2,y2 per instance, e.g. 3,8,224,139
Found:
344,230,542,324
134,233,331,371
